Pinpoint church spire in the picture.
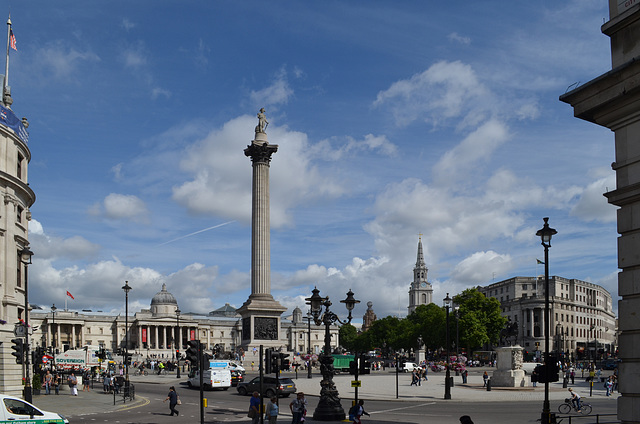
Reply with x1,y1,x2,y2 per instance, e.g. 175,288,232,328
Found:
416,234,426,268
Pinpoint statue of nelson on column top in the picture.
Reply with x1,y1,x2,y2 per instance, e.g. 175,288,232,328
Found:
256,108,269,134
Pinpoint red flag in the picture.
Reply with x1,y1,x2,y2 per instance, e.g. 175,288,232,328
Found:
66,291,74,300
9,29,16,51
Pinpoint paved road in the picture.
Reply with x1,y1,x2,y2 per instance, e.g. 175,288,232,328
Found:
30,368,619,423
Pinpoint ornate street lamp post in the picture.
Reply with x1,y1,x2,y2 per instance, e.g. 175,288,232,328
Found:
51,304,57,366
306,311,313,379
305,287,360,421
122,281,132,383
20,246,33,403
536,217,557,424
443,293,452,400
176,308,181,379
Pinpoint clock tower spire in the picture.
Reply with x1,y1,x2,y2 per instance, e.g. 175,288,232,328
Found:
408,235,433,314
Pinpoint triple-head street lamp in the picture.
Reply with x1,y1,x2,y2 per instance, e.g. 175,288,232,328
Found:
20,246,33,403
306,311,313,379
443,293,452,400
305,287,360,421
122,281,132,383
536,217,557,424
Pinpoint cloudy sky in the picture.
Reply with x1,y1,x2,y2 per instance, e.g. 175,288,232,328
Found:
11,1,618,320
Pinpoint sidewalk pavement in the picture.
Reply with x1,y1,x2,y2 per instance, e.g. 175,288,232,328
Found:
30,369,619,420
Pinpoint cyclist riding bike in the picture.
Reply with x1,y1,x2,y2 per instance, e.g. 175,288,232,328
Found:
568,388,582,411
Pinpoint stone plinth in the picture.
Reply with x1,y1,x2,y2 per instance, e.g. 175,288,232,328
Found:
491,345,528,387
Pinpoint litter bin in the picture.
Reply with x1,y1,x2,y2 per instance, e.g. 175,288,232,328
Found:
487,378,491,391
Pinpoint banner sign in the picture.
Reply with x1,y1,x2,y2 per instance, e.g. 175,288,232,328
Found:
190,329,196,340
142,328,147,343
0,105,28,143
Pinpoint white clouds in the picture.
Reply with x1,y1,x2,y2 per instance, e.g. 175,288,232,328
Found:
570,172,616,223
312,133,397,161
35,41,101,79
450,251,513,285
89,193,150,224
250,66,294,108
172,115,346,228
373,60,492,128
448,32,471,45
28,220,101,261
121,18,136,32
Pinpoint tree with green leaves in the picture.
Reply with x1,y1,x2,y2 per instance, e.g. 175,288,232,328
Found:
407,303,446,352
453,288,507,352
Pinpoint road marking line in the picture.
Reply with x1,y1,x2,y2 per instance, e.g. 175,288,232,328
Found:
369,402,437,414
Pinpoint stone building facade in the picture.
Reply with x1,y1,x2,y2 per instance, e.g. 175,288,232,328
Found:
479,276,616,360
29,285,335,359
0,101,34,396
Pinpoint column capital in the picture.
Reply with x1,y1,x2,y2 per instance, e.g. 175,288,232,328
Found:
245,142,278,164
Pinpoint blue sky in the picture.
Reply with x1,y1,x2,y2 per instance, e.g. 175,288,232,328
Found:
12,1,618,320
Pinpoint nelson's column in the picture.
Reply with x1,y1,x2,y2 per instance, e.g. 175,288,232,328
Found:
238,108,287,351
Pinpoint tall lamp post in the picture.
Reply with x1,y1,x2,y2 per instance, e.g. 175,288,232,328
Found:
175,308,181,379
122,281,132,383
305,287,360,421
20,246,33,403
443,293,452,400
306,311,313,379
51,304,57,366
536,217,557,424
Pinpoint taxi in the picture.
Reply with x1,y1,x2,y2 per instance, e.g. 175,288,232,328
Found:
0,394,69,423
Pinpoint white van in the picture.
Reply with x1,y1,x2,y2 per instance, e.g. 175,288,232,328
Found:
188,367,232,390
0,394,69,423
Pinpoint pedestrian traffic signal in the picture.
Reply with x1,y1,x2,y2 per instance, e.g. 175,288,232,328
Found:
11,338,24,364
279,353,290,371
186,340,200,369
349,360,357,375
265,349,273,374
271,351,279,374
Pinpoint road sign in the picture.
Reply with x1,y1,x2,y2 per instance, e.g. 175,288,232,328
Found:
14,325,26,337
351,380,361,387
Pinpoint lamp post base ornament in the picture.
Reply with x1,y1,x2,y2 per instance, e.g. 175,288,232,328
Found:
313,353,345,421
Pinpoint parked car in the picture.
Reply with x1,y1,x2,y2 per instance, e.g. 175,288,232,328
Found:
236,376,296,398
230,368,244,386
601,359,619,370
0,394,69,423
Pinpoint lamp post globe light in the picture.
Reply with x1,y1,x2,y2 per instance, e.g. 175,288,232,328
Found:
305,287,360,421
20,246,33,403
176,308,181,379
122,280,132,383
306,311,313,379
51,304,57,365
443,293,452,400
536,217,557,424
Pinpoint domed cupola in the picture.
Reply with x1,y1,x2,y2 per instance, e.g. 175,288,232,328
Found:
150,283,178,317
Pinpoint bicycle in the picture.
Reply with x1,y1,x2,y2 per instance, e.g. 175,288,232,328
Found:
134,368,148,376
558,398,592,415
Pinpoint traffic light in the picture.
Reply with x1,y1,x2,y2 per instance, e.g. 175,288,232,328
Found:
271,351,279,374
359,356,371,374
186,340,200,369
124,353,132,366
202,352,212,370
349,360,357,375
11,338,24,364
265,349,273,374
279,353,290,371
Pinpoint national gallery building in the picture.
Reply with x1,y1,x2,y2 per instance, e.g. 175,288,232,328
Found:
29,284,334,359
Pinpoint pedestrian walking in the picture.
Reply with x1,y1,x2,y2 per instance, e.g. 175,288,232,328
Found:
570,368,575,385
67,373,78,396
290,392,307,424
83,369,91,392
53,373,60,395
265,396,279,424
249,391,260,424
482,371,488,387
163,386,179,416
461,368,468,384
103,374,111,393
44,371,52,395
348,399,370,424
410,369,418,386
605,376,614,396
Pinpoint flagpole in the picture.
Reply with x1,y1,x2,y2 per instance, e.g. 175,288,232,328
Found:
4,16,10,102
65,296,67,312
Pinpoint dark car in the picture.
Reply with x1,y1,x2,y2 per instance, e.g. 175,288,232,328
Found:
601,359,619,370
230,369,244,386
236,376,296,398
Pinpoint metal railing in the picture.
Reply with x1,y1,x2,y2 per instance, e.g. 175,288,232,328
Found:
555,413,620,424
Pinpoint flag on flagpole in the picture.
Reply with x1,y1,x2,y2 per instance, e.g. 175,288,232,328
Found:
66,291,75,300
536,259,544,265
9,29,16,51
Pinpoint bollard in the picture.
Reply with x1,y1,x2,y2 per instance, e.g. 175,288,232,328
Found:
203,398,208,408
450,376,454,388
487,378,491,391
563,378,568,388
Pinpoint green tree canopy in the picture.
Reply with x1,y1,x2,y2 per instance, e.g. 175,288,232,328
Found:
454,288,507,351
407,303,446,351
